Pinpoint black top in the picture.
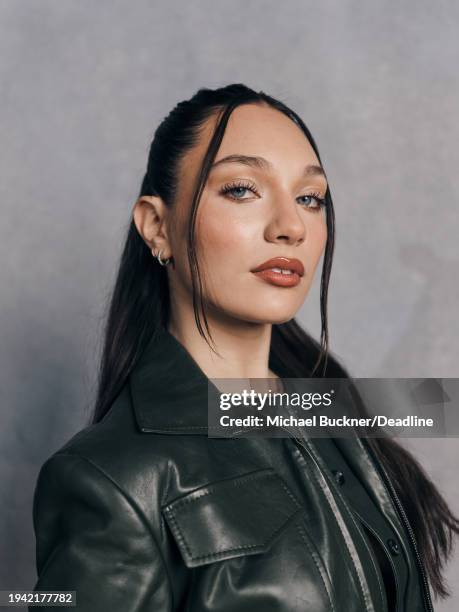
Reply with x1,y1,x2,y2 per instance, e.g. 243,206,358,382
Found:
310,436,409,611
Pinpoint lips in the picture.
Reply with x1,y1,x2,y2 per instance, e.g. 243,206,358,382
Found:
250,257,305,288
251,257,305,276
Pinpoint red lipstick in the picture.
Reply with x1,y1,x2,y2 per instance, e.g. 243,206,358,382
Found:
251,257,304,288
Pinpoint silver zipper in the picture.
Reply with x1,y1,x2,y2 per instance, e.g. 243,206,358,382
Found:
360,438,434,612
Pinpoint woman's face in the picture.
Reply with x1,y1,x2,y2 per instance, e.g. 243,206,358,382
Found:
168,103,328,325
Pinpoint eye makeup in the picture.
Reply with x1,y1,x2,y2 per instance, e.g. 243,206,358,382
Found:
218,179,327,212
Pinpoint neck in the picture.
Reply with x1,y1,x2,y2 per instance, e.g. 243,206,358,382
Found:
167,311,279,382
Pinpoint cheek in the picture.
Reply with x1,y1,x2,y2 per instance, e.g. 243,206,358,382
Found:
193,204,258,305
197,206,256,262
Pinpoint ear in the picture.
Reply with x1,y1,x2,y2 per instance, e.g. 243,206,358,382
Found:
132,195,172,259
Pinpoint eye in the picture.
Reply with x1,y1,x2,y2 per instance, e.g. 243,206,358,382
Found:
219,180,260,201
297,192,327,212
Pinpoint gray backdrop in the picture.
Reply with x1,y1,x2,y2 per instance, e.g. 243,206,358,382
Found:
1,1,458,610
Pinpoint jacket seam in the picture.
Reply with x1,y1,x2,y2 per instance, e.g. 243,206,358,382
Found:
307,452,372,611
329,488,389,611
352,508,396,612
296,522,336,612
161,467,273,507
163,468,292,511
160,460,172,544
312,451,387,610
164,504,303,563
349,511,386,611
53,451,175,612
292,439,373,611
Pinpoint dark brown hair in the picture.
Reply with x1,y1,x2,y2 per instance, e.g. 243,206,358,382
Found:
90,83,459,602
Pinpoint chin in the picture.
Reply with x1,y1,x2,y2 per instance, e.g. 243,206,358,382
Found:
235,307,299,325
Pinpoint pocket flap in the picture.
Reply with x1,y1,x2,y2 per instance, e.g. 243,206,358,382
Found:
161,467,301,567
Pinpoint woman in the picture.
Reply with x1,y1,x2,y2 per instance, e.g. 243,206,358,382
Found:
31,84,459,611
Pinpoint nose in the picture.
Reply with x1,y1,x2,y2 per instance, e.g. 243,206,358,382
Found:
264,198,306,246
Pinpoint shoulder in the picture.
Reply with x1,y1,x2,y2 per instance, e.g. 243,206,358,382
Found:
36,385,165,521
35,384,218,518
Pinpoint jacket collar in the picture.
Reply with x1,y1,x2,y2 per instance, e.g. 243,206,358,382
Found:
129,326,219,435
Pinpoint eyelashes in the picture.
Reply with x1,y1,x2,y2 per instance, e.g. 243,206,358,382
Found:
218,179,327,211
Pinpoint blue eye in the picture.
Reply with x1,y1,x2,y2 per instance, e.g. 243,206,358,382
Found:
297,193,327,211
219,180,327,212
219,180,259,200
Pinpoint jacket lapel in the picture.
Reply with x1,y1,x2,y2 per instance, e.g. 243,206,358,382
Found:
128,326,220,434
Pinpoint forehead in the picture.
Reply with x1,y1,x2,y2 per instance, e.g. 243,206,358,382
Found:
207,103,321,169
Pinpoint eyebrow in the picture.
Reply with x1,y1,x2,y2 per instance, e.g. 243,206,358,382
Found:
209,154,327,179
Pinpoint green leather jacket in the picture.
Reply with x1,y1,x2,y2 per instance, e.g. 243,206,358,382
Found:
31,327,433,611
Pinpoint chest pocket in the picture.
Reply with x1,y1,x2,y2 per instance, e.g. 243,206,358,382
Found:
161,467,302,568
